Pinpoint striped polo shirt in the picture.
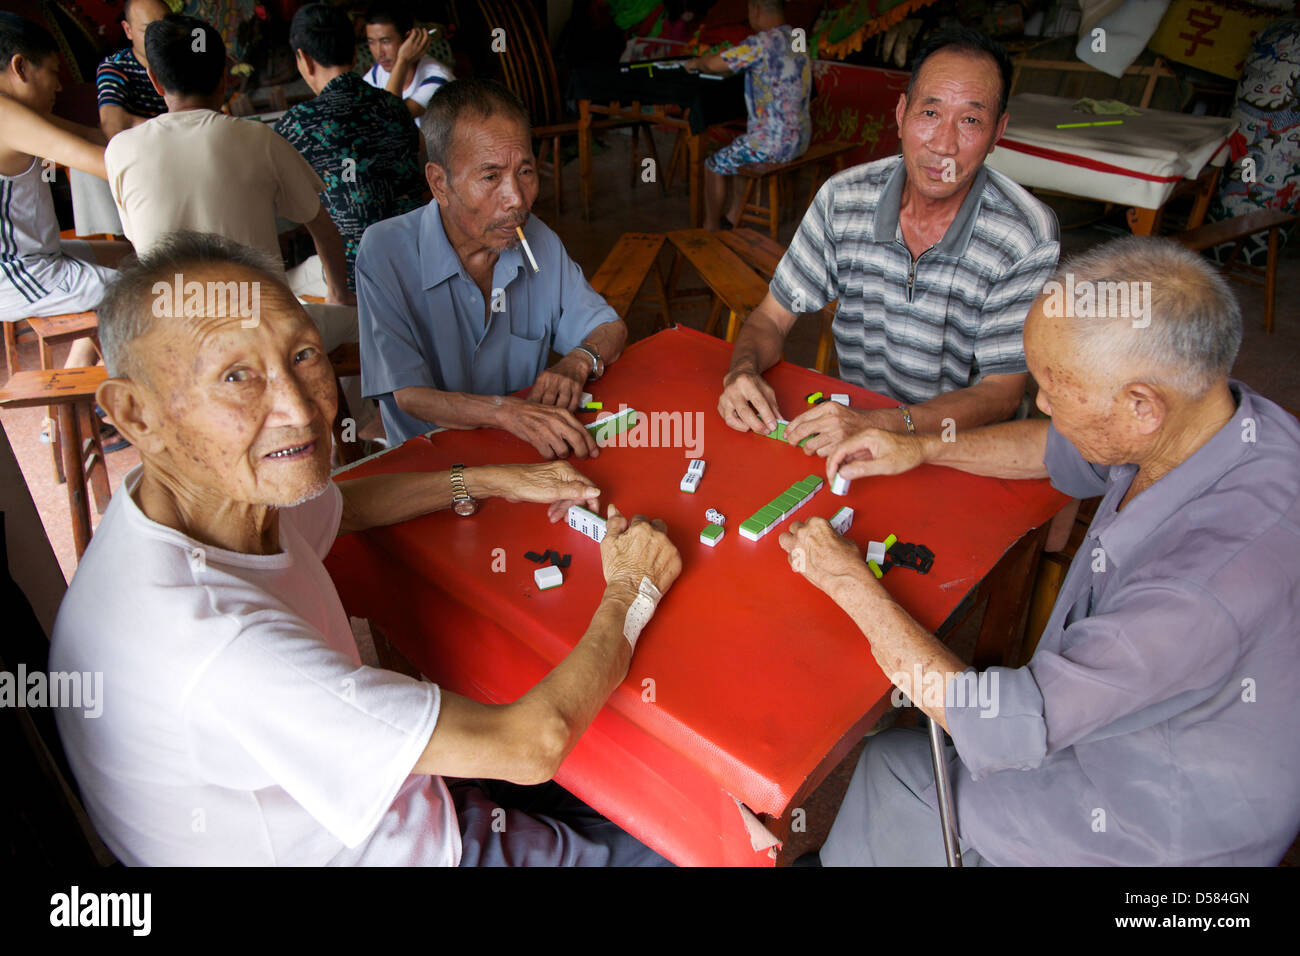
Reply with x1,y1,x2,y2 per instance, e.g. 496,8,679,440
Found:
96,48,166,119
770,156,1060,405
363,55,453,128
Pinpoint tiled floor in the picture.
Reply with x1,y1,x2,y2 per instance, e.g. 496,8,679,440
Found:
3,126,1296,863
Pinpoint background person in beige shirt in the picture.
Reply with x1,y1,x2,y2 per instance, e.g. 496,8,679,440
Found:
105,13,356,348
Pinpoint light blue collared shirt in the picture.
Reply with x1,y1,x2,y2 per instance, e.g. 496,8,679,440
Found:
356,201,615,446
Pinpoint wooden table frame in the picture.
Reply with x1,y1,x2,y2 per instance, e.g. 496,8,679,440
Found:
579,100,706,226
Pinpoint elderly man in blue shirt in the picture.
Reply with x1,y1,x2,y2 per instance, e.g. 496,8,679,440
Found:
357,78,626,458
780,235,1300,866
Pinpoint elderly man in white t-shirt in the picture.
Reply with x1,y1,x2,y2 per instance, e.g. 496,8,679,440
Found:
50,231,681,866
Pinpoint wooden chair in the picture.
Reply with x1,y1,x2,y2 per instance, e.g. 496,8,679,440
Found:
0,367,110,559
469,0,643,217
1174,208,1299,333
733,141,858,239
588,233,672,330
6,311,101,485
714,228,838,375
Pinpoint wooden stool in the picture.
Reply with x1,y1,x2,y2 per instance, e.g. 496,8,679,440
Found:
715,228,839,375
23,312,101,485
1174,208,1299,333
588,233,672,329
665,229,769,344
734,141,858,239
328,343,365,465
0,367,110,559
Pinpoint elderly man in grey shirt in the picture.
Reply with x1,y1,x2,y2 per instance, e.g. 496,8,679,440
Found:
778,235,1300,866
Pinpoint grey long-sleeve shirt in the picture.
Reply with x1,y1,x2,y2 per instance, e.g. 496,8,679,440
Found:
943,382,1300,865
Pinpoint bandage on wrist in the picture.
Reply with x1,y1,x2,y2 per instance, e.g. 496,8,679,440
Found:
622,576,662,650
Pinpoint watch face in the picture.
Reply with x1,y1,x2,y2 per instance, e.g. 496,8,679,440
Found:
453,497,478,516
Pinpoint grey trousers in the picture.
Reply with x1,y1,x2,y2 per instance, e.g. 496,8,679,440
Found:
821,727,992,866
449,778,674,867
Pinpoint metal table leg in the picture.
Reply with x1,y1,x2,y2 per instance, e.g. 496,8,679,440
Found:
928,715,962,867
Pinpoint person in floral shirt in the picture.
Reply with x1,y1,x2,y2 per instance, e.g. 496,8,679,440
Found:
276,3,424,292
686,0,811,230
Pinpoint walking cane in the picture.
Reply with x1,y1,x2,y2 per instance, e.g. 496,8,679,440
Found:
928,715,962,866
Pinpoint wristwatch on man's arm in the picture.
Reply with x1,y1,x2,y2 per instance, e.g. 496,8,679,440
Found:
571,341,604,381
450,463,478,516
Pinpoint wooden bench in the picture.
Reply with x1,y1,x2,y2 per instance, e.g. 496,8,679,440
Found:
3,311,102,484
1173,208,1298,333
588,232,672,330
715,228,838,375
734,141,858,239
0,367,110,559
665,229,770,343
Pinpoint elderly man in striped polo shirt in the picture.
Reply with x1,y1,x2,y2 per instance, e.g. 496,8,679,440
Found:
718,26,1059,451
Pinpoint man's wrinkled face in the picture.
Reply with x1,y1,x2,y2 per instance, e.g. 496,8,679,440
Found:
137,266,337,508
365,22,403,73
896,49,1008,204
125,0,168,65
1025,300,1132,465
433,113,538,253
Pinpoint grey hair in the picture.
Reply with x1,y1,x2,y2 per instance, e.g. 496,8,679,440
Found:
1044,236,1241,398
96,231,286,380
420,78,531,175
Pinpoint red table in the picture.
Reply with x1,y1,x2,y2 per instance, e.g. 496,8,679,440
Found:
325,327,1068,865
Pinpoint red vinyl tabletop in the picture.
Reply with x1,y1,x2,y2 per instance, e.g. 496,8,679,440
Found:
327,326,1068,820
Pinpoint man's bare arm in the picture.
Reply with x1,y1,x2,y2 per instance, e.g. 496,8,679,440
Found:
302,206,354,305
393,387,599,460
413,508,681,783
683,53,732,74
786,372,1029,455
0,97,107,178
335,461,601,534
828,417,1051,484
717,292,799,432
98,104,147,141
528,318,629,409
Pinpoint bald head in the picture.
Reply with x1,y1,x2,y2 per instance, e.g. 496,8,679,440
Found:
1032,236,1242,399
97,231,289,382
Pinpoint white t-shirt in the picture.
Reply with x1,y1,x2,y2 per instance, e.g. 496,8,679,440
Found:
50,467,460,866
363,55,453,126
105,109,324,271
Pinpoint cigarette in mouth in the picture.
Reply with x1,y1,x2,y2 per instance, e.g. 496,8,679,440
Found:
516,226,539,273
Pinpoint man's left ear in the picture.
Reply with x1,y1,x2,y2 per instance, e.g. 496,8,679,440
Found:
1126,382,1167,436
990,110,1010,152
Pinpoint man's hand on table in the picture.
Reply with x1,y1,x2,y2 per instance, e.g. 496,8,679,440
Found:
469,461,601,522
778,517,877,604
718,368,783,434
497,396,598,460
783,403,903,456
600,504,681,602
527,351,588,410
827,427,928,482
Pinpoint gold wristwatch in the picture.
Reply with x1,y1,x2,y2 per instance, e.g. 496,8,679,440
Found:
450,464,478,516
